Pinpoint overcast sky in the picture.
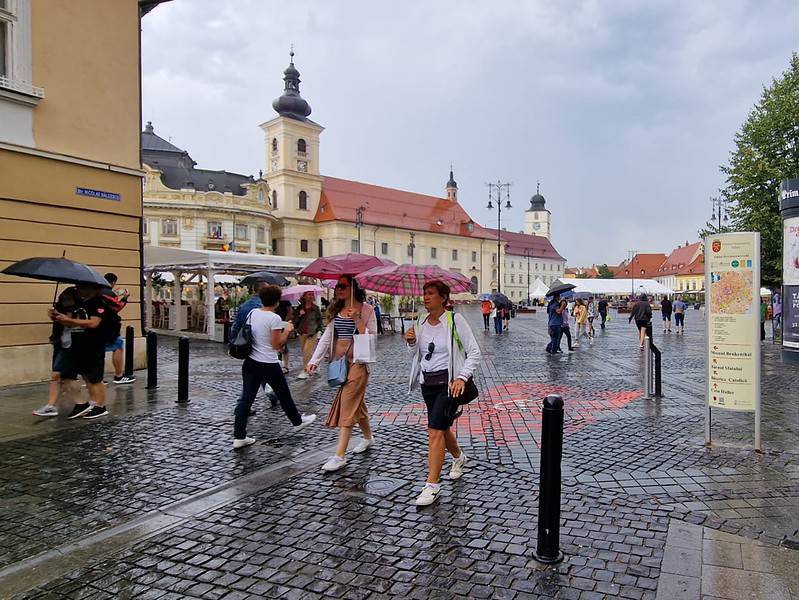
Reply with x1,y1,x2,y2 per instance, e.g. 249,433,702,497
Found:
141,0,798,267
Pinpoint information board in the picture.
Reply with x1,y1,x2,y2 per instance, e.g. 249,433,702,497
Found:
705,233,760,412
784,285,799,349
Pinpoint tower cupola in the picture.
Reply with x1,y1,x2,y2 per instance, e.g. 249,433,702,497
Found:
446,166,458,201
272,50,312,121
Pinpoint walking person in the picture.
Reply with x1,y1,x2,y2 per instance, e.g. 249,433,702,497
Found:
628,294,653,350
102,272,135,384
293,291,323,380
661,296,673,333
233,285,316,449
307,275,377,472
481,298,492,332
405,280,479,506
33,287,75,417
502,305,511,332
561,297,574,352
275,299,293,374
760,297,767,341
573,298,588,346
492,302,502,334
48,283,112,419
586,297,597,338
598,296,609,330
545,293,564,353
673,296,687,334
373,297,385,335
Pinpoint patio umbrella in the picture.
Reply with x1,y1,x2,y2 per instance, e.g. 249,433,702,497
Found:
355,264,472,296
280,284,325,302
239,271,290,287
546,282,576,297
297,253,394,280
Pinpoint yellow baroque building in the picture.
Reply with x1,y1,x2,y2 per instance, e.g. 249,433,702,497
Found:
0,0,162,385
143,53,566,301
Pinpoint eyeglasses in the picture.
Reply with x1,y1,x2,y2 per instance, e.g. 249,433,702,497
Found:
424,342,435,361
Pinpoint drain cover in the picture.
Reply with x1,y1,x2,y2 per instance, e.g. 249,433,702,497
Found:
339,476,407,498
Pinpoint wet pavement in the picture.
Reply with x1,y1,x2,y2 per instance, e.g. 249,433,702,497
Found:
1,306,798,599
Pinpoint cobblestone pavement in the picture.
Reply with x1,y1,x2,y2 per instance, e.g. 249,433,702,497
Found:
2,306,799,598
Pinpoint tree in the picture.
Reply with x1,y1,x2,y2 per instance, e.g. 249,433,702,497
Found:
576,272,589,279
718,53,799,287
597,264,615,279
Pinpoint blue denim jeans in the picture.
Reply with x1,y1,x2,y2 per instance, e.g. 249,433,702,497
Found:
547,325,563,353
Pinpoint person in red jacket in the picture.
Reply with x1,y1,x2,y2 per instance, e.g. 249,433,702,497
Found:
103,273,134,384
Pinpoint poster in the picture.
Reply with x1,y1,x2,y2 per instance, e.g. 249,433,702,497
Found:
705,233,760,411
783,285,799,349
784,216,799,286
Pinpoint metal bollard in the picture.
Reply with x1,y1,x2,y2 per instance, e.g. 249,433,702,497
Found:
649,338,662,397
177,336,190,404
644,336,653,398
123,325,135,378
146,330,158,389
532,394,565,564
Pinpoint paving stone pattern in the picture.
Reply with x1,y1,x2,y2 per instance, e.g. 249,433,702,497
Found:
3,307,799,598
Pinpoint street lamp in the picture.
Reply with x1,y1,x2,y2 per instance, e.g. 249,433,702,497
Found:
524,248,533,305
710,196,729,231
355,204,366,252
409,232,415,265
487,181,512,294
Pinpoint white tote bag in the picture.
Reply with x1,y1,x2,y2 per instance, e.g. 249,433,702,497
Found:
353,331,377,364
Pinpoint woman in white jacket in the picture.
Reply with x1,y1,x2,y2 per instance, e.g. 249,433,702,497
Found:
307,274,378,472
405,280,481,506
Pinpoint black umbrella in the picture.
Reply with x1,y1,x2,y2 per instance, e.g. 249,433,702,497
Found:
546,282,576,297
2,256,111,303
239,271,290,287
491,292,513,308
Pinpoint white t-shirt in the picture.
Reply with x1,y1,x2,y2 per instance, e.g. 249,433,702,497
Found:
248,309,283,363
419,320,450,376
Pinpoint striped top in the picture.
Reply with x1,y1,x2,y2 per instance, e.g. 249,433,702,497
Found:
333,315,357,340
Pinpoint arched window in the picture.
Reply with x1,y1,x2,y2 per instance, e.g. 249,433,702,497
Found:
271,138,278,153
298,191,308,210
470,276,478,294
297,139,306,154
271,190,278,209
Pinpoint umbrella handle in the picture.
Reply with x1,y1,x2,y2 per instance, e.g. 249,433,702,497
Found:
52,249,66,305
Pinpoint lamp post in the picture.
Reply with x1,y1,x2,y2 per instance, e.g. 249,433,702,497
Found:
409,232,416,265
355,205,366,252
627,249,637,299
710,196,729,231
524,248,533,305
487,181,512,294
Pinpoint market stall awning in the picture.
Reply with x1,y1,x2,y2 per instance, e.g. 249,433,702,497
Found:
144,246,312,276
552,278,674,296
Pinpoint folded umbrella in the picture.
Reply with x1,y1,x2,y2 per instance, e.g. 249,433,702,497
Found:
355,264,471,296
298,253,394,280
239,271,290,287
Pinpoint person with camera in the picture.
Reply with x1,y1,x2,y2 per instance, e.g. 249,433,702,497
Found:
405,280,480,506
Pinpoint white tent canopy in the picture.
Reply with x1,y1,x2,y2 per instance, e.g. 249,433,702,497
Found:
553,278,674,296
143,246,313,340
528,278,550,299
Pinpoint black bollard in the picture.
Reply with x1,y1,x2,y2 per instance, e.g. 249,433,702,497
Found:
146,330,158,389
177,336,190,404
532,394,565,564
649,338,662,397
123,325,135,378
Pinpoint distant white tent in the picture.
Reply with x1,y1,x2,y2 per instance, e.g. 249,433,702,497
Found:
552,278,674,296
528,278,550,299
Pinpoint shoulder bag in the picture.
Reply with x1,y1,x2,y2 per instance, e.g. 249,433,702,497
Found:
229,310,254,360
448,313,479,405
327,339,353,388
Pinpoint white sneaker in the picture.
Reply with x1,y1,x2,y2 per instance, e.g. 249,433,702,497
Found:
293,413,317,432
449,453,467,480
296,371,308,380
415,483,441,506
33,405,59,417
233,437,256,449
321,455,347,472
352,436,374,454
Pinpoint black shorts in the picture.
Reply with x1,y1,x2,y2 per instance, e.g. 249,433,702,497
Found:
662,312,672,321
635,319,649,331
59,345,105,384
51,346,63,372
421,383,458,431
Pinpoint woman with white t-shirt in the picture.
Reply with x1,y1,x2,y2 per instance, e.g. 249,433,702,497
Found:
233,285,316,449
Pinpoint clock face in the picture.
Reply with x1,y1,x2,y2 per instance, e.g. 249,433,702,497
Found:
533,223,541,230
271,159,278,171
297,160,308,173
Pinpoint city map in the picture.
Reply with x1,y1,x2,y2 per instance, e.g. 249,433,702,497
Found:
710,270,754,314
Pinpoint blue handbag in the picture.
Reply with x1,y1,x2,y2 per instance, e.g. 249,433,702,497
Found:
327,340,353,388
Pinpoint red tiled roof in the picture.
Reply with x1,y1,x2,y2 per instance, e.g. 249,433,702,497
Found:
316,176,565,260
317,176,476,236
677,254,704,276
613,253,668,279
656,242,701,275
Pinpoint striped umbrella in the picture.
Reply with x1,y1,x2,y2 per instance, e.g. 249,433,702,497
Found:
355,264,472,296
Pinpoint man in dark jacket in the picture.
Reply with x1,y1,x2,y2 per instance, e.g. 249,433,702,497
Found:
660,297,673,333
597,297,609,329
628,294,652,350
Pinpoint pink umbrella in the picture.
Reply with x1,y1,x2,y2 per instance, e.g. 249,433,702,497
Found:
355,264,472,296
280,284,325,301
297,253,394,280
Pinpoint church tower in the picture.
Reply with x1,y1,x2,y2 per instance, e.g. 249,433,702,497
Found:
259,50,324,254
446,167,457,202
524,182,551,239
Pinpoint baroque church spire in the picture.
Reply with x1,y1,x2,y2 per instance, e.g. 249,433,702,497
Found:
272,48,312,121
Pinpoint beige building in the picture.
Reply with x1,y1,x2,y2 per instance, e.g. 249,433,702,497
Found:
143,53,566,302
0,0,160,386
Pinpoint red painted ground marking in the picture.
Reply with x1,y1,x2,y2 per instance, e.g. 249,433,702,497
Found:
376,383,642,448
